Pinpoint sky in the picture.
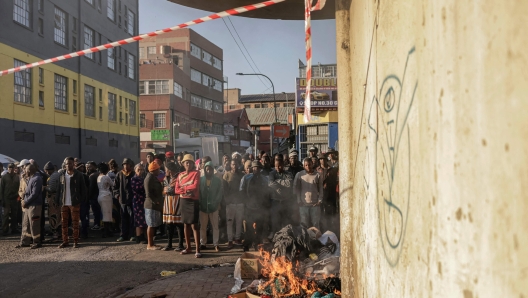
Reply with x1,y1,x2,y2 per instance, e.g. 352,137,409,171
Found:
138,0,336,95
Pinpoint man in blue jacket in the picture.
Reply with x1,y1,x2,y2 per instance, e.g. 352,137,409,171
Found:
16,164,43,249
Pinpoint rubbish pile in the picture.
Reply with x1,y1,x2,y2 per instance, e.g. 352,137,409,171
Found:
229,225,341,298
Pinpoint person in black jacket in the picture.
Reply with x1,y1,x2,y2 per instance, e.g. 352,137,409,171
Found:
86,161,101,232
57,157,87,249
76,163,91,239
114,158,136,242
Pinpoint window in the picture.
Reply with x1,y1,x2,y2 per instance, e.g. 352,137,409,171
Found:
213,79,222,92
254,104,261,108
191,69,201,83
244,104,251,109
213,102,222,113
213,56,222,70
119,112,122,123
126,9,135,35
119,96,122,107
54,74,67,111
73,80,77,94
84,85,95,117
203,99,212,111
202,74,211,87
140,114,145,127
54,7,68,46
84,26,94,59
99,106,102,120
139,47,145,59
15,131,35,142
139,81,145,94
97,0,101,11
125,113,128,125
139,80,170,95
14,60,31,104
127,53,135,79
72,17,77,32
190,43,201,58
214,124,223,135
85,0,94,5
38,18,43,35
173,81,182,98
13,0,31,28
202,51,212,65
154,113,166,128
147,46,156,54
108,93,116,121
73,99,77,114
229,105,236,110
262,104,268,108
38,0,43,12
125,97,128,109
191,94,202,108
38,68,43,84
107,0,115,20
99,88,102,102
72,36,77,51
39,91,44,107
129,100,136,125
108,45,115,70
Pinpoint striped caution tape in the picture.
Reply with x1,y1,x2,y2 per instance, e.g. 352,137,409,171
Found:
0,0,286,77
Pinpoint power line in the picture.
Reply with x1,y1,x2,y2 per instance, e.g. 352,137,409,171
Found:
227,17,265,76
222,18,270,90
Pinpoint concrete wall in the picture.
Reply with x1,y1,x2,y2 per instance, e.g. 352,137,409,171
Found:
336,0,528,297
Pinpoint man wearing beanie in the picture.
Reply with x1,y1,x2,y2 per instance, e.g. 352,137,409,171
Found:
114,158,136,242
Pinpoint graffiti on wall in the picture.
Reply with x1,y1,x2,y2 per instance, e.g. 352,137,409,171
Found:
366,47,418,267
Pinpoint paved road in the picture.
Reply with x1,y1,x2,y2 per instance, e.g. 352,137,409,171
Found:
0,233,240,298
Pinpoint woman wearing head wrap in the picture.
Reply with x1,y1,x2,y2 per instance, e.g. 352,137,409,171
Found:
131,164,147,244
97,163,114,238
175,154,202,257
161,162,185,251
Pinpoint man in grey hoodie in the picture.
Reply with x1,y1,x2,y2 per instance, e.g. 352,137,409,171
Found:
16,164,43,249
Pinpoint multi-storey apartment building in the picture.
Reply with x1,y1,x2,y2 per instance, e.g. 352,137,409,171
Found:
0,0,139,164
138,29,224,160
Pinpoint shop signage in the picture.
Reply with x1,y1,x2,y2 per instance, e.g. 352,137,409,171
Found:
295,77,338,109
151,130,170,141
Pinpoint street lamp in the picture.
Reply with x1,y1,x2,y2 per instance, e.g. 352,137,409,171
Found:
236,73,278,154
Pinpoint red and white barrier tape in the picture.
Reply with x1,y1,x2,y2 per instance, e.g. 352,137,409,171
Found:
0,0,286,77
303,0,326,123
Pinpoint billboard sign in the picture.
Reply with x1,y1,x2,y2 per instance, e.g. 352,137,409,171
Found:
295,77,338,109
151,130,170,141
224,124,235,136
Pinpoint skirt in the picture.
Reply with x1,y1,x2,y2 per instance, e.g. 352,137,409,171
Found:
163,194,182,224
181,199,199,224
98,193,113,222
145,209,162,227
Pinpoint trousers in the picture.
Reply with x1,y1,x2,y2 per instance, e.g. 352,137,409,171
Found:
199,210,219,246
244,208,268,250
2,200,19,234
226,203,244,241
120,204,134,238
299,205,321,230
270,200,294,234
61,205,80,244
20,205,42,246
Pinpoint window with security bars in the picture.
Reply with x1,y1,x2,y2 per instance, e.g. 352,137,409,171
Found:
54,74,67,111
86,137,97,146
126,9,135,35
84,85,95,117
191,69,201,83
298,124,329,159
107,0,115,21
14,59,31,104
108,93,116,121
54,7,68,46
129,100,136,125
13,0,31,28
55,134,70,144
108,43,115,70
173,82,182,98
15,131,35,142
154,113,166,128
127,53,135,79
84,26,94,59
190,43,201,58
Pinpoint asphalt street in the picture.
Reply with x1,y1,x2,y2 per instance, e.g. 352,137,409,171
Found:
0,233,240,298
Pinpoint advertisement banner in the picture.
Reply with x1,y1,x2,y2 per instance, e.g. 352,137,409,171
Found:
151,130,170,141
224,124,235,136
295,77,338,109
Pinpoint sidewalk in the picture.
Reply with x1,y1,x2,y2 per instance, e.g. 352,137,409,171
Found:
119,265,237,298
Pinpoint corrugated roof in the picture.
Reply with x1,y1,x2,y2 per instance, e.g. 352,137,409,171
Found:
246,107,293,126
239,92,296,103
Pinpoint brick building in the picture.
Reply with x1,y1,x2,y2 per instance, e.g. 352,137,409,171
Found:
138,29,224,161
223,109,253,155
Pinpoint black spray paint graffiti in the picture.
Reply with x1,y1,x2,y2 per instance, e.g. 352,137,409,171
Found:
366,46,418,267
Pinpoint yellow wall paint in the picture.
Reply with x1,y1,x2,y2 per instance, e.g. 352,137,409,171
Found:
297,110,338,125
0,43,139,137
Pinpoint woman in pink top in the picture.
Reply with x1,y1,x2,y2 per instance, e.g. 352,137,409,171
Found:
175,154,201,258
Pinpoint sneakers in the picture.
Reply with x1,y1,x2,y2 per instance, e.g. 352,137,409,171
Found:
91,225,101,231
130,236,137,242
116,237,126,242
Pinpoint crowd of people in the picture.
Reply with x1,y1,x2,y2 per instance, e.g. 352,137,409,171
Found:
0,146,340,258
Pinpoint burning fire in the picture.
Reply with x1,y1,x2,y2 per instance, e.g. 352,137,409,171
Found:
257,249,321,297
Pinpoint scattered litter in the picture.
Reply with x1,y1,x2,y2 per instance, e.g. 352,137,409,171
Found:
160,271,176,276
230,258,245,294
220,262,235,267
